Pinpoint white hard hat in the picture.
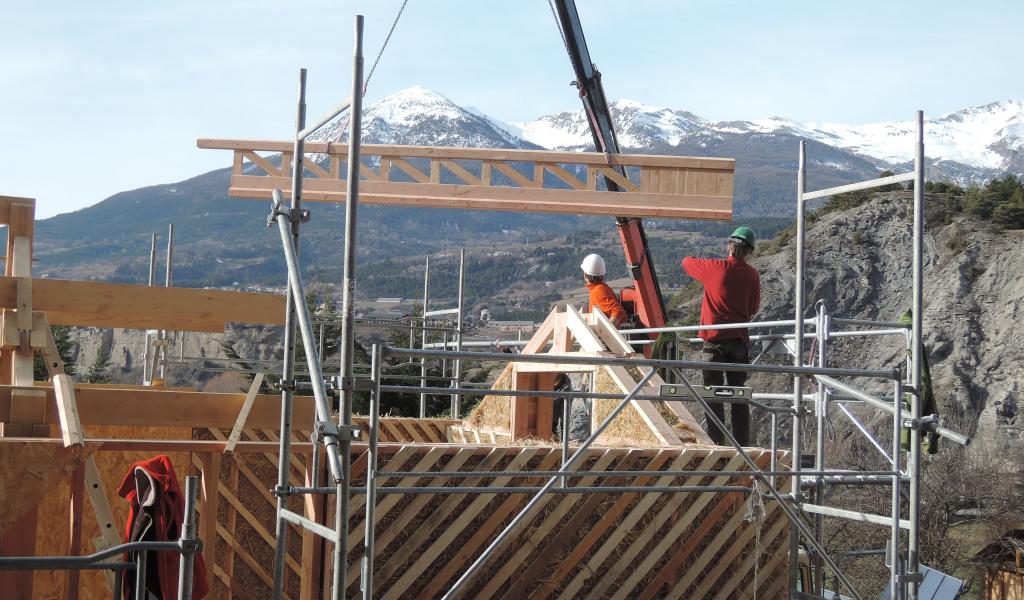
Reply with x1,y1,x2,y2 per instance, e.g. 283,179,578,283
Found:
580,253,607,277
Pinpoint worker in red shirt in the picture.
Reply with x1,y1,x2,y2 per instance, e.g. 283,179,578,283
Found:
581,253,627,327
682,227,761,446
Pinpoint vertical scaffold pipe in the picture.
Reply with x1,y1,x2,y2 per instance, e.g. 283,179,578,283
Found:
142,232,157,384
335,14,363,600
790,139,807,595
159,223,174,380
453,248,465,418
272,67,306,600
891,378,904,598
420,257,430,418
908,110,925,599
362,344,382,600
178,475,199,600
814,302,828,595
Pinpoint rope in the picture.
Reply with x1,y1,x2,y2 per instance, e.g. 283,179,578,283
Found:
330,0,410,143
546,0,574,66
744,479,767,599
364,0,410,95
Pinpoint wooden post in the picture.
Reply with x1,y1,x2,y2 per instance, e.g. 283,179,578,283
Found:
199,452,222,581
62,463,85,600
0,198,38,599
224,460,239,599
299,449,327,600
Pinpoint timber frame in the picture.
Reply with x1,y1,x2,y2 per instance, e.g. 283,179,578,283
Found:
0,196,795,599
197,139,735,220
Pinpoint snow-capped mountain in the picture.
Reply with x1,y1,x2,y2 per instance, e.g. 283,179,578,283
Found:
517,99,708,150
313,86,534,149
514,97,1024,182
312,86,1022,184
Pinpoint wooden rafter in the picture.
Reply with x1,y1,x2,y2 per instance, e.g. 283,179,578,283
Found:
198,139,734,220
0,277,285,332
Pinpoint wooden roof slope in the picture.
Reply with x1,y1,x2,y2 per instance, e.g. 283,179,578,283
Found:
197,139,735,220
461,305,712,446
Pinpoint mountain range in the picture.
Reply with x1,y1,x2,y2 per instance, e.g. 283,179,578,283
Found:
29,86,1024,292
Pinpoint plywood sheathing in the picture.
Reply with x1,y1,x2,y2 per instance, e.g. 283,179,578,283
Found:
0,441,91,532
31,426,192,599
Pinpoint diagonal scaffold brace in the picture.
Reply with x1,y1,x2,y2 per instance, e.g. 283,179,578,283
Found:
269,189,357,482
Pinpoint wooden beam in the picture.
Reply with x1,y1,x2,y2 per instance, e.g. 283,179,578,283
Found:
197,139,736,171
0,277,285,332
0,384,315,430
229,176,731,220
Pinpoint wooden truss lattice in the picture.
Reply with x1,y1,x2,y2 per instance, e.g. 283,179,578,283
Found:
197,139,735,220
462,305,713,445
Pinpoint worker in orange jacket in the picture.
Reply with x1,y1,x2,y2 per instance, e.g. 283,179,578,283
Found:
581,253,627,327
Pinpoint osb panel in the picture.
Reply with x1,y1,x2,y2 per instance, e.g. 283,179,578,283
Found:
32,425,192,600
464,364,512,432
592,367,660,447
0,442,90,532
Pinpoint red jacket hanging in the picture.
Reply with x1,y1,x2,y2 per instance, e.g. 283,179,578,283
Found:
118,455,209,599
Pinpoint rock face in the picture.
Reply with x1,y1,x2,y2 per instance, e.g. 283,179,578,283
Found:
744,192,1023,463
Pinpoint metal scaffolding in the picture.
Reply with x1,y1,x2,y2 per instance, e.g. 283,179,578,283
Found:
258,21,964,596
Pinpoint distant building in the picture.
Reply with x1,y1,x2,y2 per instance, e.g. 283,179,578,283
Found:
489,320,534,333
376,298,403,304
480,308,491,321
974,529,1024,599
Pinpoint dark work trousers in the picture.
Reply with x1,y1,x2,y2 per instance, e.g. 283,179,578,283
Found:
702,339,752,446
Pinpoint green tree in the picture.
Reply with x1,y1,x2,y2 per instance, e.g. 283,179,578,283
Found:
34,325,76,380
876,170,902,193
82,350,112,384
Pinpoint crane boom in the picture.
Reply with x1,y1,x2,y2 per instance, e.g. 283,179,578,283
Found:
551,0,668,331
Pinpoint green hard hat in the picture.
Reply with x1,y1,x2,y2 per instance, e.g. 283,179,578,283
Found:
729,226,757,248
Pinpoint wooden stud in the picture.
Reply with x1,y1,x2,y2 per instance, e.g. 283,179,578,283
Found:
62,462,85,600
589,452,751,599
224,373,265,452
534,449,682,599
53,374,83,447
83,456,120,591
414,449,564,599
199,452,222,580
492,450,637,600
379,448,540,600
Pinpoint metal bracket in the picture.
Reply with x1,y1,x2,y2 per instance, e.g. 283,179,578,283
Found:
329,375,373,393
267,198,311,227
179,538,204,553
276,379,297,392
898,571,924,583
311,421,362,443
272,484,292,498
902,414,939,431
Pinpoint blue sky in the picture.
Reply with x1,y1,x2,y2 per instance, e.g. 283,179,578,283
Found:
2,0,1021,218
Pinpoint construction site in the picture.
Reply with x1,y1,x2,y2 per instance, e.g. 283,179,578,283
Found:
0,3,993,600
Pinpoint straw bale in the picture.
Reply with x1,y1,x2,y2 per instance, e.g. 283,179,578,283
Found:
592,367,660,446
465,365,513,432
